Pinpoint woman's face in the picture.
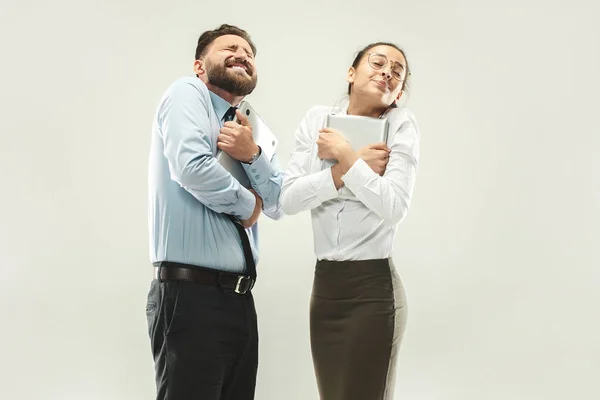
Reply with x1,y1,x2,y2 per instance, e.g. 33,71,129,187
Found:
347,45,407,108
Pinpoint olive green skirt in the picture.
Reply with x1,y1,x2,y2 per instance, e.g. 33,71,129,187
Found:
310,258,407,400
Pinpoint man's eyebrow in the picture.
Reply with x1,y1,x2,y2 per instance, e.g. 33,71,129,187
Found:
224,43,253,56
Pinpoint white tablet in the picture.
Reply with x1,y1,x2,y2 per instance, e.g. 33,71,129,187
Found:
216,101,278,188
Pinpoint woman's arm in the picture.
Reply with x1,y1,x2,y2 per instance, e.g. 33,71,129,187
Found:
280,108,340,215
337,112,420,225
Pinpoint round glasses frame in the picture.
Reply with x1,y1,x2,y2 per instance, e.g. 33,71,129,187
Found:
367,53,408,82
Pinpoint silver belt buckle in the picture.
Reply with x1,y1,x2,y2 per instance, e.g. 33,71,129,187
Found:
234,276,251,294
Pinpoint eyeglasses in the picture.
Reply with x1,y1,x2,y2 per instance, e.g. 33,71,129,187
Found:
367,53,407,81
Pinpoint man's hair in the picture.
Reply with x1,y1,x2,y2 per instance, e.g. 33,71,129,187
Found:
194,24,257,60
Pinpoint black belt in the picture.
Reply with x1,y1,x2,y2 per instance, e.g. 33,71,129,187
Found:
154,261,255,295
152,213,256,294
228,214,257,280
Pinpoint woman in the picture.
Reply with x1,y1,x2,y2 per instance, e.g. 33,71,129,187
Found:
280,42,420,400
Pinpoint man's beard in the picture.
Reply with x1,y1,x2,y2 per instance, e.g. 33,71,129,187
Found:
205,59,257,97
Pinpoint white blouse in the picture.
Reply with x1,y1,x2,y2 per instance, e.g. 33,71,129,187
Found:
280,105,420,261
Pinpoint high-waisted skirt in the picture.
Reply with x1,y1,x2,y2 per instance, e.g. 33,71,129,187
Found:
310,258,407,400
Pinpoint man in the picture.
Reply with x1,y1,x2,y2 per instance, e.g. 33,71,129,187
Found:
146,24,283,400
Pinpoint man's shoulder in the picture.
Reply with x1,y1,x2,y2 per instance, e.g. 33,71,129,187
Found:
155,76,212,119
164,76,210,98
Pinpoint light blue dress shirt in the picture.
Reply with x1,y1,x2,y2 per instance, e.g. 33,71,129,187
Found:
148,76,283,273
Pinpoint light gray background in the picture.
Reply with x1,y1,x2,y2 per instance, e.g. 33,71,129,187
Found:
1,0,598,399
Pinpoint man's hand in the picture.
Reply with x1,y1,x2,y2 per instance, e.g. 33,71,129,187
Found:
317,128,352,161
357,142,391,176
218,109,259,163
239,189,263,229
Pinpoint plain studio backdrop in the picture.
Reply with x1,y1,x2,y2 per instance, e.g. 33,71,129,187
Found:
1,0,598,399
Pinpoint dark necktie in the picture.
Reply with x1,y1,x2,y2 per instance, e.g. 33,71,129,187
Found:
223,106,237,123
222,106,257,280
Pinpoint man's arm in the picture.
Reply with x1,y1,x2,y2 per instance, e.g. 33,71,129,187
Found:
217,108,284,220
159,80,256,220
241,151,284,220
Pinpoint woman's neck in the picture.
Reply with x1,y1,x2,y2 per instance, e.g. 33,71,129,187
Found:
346,97,387,118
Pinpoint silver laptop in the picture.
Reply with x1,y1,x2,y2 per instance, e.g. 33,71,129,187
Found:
325,113,390,151
216,101,278,188
322,113,390,168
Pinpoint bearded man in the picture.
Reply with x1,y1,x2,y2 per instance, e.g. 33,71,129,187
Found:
145,24,283,400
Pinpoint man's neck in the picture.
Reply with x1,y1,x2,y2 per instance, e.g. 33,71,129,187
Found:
205,82,244,106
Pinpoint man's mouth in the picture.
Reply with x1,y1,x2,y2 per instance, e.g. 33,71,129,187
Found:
227,63,249,75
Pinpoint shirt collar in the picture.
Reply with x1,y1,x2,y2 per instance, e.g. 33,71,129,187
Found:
336,105,389,119
208,90,234,122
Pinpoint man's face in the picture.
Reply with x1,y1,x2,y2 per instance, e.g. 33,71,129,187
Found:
198,34,257,97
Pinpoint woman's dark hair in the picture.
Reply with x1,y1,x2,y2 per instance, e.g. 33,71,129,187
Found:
194,24,256,60
347,42,411,96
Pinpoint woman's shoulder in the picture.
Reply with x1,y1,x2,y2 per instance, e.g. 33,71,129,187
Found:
385,106,420,135
303,105,334,121
385,106,417,123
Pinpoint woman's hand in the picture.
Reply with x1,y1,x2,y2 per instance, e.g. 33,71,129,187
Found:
357,143,391,176
316,128,352,161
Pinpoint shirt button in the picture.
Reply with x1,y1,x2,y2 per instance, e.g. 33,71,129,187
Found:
265,197,269,202
255,175,260,180
252,168,257,173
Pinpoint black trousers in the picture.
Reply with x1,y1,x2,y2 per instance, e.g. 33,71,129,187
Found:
146,278,258,400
